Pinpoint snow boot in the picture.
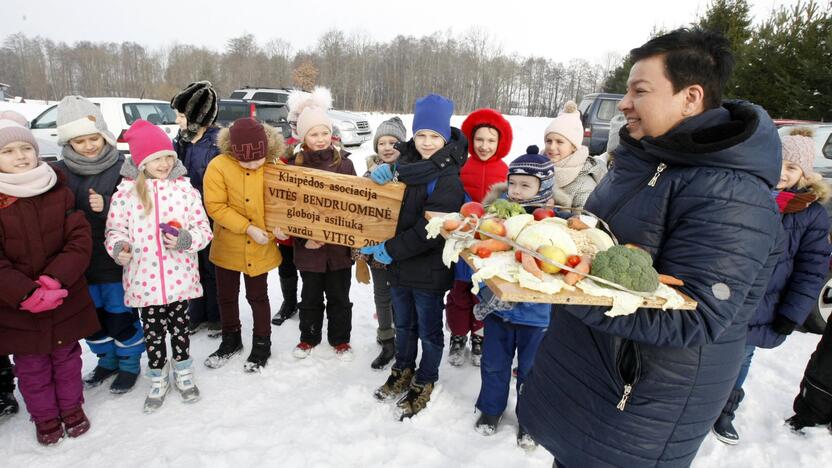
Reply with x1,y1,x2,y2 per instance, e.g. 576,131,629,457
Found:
397,381,434,420
83,350,119,388
712,388,744,445
206,321,222,339
244,336,272,372
0,358,18,417
271,276,298,326
173,359,200,403
61,407,90,438
374,367,414,401
35,418,64,446
448,335,467,367
293,341,315,359
471,333,484,367
474,412,501,436
334,343,354,362
204,331,243,369
110,354,140,394
371,338,395,370
517,426,538,451
143,362,170,414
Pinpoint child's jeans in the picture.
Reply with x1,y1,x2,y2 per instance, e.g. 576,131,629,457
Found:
390,287,445,384
14,342,84,422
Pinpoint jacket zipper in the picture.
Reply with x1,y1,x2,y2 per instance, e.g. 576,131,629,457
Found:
648,163,667,187
152,181,168,304
604,161,669,225
616,384,633,411
615,339,642,412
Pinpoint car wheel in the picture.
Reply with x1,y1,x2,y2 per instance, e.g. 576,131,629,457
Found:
803,275,832,334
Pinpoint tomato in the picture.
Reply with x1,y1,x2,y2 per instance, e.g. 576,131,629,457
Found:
476,247,492,259
514,250,523,263
566,255,581,268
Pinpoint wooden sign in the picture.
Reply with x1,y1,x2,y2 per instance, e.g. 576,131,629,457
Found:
264,163,406,248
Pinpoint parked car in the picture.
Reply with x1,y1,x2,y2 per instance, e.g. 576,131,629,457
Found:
230,87,372,146
37,138,61,162
29,97,178,156
578,93,624,155
216,99,292,139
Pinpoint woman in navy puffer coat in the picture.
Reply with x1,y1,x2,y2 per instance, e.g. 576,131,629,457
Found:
518,101,783,468
712,128,832,445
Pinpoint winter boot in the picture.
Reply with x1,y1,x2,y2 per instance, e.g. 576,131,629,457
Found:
61,407,90,438
0,359,18,417
374,367,414,401
371,338,396,370
517,426,538,451
35,418,64,446
110,354,140,394
143,362,170,414
474,412,501,436
244,336,272,372
83,351,118,388
712,388,744,445
206,321,223,339
272,276,298,326
397,381,434,420
334,343,354,362
293,341,315,359
471,333,484,367
173,359,200,403
204,331,243,369
448,335,467,367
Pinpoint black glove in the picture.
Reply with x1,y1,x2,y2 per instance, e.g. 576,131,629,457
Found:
771,314,797,336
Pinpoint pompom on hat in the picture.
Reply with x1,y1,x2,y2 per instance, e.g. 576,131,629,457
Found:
544,100,584,150
288,87,333,139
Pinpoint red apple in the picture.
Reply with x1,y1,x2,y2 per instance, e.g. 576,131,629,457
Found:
533,208,556,221
460,201,485,219
477,218,507,240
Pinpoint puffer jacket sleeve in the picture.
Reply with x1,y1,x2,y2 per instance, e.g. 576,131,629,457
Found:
42,187,93,287
385,175,465,261
104,182,134,258
203,160,250,234
777,203,832,325
567,173,782,347
181,184,213,253
0,234,37,308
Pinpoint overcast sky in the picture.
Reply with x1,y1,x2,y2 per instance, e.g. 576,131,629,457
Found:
2,0,804,64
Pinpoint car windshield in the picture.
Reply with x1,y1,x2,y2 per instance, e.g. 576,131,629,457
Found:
217,102,250,125
254,105,287,125
251,92,288,105
122,103,177,125
229,91,247,99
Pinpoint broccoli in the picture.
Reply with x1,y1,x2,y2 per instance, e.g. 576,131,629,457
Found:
590,245,659,293
486,199,525,218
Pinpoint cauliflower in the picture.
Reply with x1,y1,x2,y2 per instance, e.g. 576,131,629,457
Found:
590,245,659,293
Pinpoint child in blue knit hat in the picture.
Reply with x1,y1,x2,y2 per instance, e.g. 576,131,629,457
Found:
362,94,467,420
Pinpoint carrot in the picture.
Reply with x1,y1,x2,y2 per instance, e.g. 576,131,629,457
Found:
658,274,684,287
470,239,511,252
521,251,545,280
564,255,592,285
567,216,590,230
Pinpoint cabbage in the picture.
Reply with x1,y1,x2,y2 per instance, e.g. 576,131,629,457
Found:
514,221,578,255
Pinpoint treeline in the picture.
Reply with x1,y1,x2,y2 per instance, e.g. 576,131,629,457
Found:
604,0,832,121
0,28,609,117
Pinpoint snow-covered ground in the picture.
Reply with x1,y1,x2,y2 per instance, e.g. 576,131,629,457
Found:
0,111,829,467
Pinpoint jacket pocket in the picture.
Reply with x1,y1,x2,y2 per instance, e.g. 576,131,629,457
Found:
615,339,642,411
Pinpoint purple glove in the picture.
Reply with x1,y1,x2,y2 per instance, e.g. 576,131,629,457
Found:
36,275,62,290
159,223,180,237
20,286,69,314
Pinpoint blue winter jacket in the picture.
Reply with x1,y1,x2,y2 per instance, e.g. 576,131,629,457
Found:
173,126,220,194
747,192,831,348
477,285,551,328
518,102,783,468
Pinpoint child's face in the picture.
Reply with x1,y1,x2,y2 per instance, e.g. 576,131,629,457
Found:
239,158,266,170
544,132,576,162
305,125,332,151
508,174,540,202
414,130,445,159
777,160,804,190
175,111,189,131
143,155,175,180
473,126,499,161
377,136,401,163
0,141,38,174
69,133,105,158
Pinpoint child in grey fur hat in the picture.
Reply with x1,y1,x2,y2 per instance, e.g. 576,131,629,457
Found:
355,116,407,369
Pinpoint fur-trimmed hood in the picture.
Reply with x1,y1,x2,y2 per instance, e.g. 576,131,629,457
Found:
482,181,571,208
216,123,286,163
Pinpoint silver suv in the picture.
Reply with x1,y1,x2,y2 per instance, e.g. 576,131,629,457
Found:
229,87,372,146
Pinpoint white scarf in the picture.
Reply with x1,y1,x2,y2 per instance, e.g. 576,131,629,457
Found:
553,146,590,188
0,162,58,198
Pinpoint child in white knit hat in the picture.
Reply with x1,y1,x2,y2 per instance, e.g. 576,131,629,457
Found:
542,101,607,209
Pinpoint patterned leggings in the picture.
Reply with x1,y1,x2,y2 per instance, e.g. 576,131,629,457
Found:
138,301,190,369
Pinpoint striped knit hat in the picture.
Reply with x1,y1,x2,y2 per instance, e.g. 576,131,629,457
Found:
508,145,555,205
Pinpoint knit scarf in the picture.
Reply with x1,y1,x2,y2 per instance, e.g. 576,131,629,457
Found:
0,162,58,199
553,145,589,188
60,143,120,176
773,190,817,214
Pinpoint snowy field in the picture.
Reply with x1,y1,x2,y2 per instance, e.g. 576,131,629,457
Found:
0,111,829,467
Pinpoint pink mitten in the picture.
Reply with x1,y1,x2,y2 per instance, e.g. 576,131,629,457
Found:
36,275,62,290
19,286,69,314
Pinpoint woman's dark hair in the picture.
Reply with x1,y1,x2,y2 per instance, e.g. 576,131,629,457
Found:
629,27,734,109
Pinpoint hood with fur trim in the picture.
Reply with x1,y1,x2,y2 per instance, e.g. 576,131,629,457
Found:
461,108,513,161
217,123,286,163
482,181,571,208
